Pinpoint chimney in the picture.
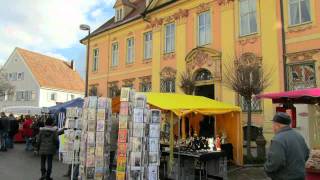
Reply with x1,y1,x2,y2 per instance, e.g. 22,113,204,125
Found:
70,60,76,71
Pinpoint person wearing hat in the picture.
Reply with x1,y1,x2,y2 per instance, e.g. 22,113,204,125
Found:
264,112,310,180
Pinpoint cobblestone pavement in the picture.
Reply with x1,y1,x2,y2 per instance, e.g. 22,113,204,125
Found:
228,166,271,180
0,143,69,180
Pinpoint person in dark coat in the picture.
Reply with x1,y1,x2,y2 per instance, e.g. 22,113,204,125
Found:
0,112,9,151
8,114,19,148
264,112,310,180
37,117,58,180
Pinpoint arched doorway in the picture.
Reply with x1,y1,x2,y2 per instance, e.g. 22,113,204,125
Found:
194,68,215,99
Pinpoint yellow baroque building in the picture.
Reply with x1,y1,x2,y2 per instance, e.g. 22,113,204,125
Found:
81,0,320,142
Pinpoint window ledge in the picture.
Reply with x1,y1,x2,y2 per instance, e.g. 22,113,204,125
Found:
238,32,259,40
110,66,118,70
143,59,152,64
163,52,176,60
288,22,313,33
125,63,134,68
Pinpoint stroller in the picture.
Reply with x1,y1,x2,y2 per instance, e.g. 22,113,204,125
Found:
31,120,44,156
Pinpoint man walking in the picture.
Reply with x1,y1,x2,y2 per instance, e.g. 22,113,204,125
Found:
264,112,310,180
37,117,59,180
0,112,9,151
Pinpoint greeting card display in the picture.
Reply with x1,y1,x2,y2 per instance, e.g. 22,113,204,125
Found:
79,97,112,180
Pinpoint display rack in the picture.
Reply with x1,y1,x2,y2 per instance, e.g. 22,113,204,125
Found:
79,97,112,180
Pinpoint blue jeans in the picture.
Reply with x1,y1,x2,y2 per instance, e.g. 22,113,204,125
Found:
6,136,13,148
0,131,8,150
25,137,33,151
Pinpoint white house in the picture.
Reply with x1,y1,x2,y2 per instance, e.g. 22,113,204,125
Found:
0,47,84,109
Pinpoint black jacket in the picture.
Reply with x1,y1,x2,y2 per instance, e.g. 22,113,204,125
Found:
38,126,59,155
264,126,309,180
0,116,9,132
8,116,19,137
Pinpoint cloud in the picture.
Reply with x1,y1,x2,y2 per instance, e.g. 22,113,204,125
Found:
0,0,116,64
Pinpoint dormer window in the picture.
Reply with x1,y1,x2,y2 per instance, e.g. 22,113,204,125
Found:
115,8,123,22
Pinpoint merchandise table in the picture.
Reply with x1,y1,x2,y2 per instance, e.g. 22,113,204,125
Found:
161,150,227,180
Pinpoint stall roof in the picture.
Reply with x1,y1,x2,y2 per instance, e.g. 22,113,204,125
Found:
1,106,42,115
143,93,241,116
49,98,84,114
257,88,320,104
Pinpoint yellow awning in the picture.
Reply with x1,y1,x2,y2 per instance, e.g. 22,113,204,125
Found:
143,92,241,117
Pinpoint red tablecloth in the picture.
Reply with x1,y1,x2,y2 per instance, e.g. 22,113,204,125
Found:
14,129,25,143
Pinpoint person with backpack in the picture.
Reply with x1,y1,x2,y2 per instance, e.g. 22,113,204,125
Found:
37,117,59,180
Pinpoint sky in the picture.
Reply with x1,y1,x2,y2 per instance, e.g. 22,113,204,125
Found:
0,0,116,78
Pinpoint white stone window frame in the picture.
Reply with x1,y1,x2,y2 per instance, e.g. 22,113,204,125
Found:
126,37,135,64
92,48,99,72
164,23,175,54
111,42,119,67
144,31,153,60
288,0,311,26
198,11,211,46
239,0,258,36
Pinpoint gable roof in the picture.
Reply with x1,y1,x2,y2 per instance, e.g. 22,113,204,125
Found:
16,48,84,93
80,0,180,43
114,0,137,8
81,0,146,43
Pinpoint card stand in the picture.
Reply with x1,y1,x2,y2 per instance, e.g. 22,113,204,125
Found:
79,97,112,180
116,88,132,180
146,109,162,180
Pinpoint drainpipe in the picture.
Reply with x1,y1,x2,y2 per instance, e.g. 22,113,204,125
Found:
280,0,288,90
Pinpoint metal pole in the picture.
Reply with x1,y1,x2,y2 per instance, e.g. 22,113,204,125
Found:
85,30,91,97
280,0,288,90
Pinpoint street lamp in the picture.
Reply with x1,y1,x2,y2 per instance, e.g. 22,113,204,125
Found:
80,24,91,97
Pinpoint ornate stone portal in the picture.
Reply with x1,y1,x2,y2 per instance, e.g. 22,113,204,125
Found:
185,47,222,81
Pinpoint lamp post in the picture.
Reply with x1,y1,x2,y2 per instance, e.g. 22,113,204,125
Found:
80,24,91,97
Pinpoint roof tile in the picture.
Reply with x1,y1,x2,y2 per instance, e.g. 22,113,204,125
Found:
16,48,85,93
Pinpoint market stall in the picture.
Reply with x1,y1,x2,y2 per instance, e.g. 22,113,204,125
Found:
113,92,243,179
257,88,320,179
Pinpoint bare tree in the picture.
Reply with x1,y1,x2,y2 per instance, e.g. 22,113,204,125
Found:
179,69,196,95
0,68,14,99
223,54,272,158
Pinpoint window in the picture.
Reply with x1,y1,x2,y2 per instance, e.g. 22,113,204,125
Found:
112,42,119,67
160,79,175,93
288,63,316,90
17,72,24,80
89,86,98,96
116,8,123,22
9,72,17,81
92,48,99,72
24,91,33,101
198,11,211,46
239,96,262,112
144,32,153,60
239,0,257,36
289,0,311,26
108,85,119,98
140,81,151,92
16,91,23,101
51,93,57,101
165,23,175,53
126,37,134,64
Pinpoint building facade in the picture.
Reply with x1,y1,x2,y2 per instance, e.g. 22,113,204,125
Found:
0,48,85,108
81,0,320,140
